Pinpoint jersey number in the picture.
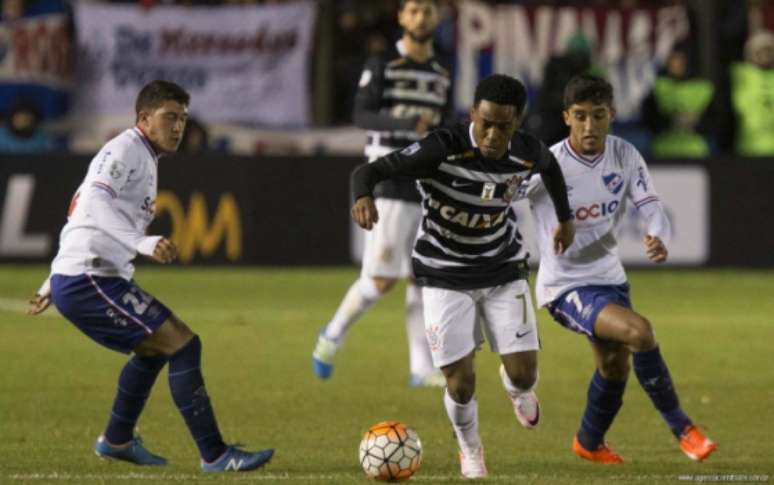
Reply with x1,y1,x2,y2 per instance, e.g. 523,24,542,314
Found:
122,287,153,315
565,291,583,313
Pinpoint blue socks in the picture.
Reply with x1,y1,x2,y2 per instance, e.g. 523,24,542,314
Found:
633,346,691,437
577,370,627,450
168,336,227,463
105,354,168,445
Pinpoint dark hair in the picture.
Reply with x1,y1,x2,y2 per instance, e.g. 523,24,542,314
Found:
400,0,439,8
473,74,527,114
135,80,190,121
563,74,614,109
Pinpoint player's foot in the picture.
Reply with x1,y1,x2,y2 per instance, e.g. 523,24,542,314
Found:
409,369,446,388
499,365,540,429
95,435,167,466
312,331,340,380
459,446,487,479
679,424,716,462
201,445,274,472
572,434,624,464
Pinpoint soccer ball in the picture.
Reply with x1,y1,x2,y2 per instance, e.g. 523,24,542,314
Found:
358,420,422,481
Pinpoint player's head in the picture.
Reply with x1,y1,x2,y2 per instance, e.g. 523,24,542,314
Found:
563,74,615,155
399,0,440,44
135,80,190,153
470,74,527,159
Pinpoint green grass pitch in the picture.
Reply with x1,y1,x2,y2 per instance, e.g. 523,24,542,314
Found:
1,266,772,484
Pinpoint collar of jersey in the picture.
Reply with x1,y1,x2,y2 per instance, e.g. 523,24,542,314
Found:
396,39,434,59
468,122,511,160
563,138,604,167
133,126,160,162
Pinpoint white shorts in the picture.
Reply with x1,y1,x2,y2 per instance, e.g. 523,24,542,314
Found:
422,279,540,367
361,198,422,279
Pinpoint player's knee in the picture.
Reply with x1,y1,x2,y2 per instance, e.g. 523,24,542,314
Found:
624,316,656,351
446,378,475,404
599,357,630,380
372,277,397,295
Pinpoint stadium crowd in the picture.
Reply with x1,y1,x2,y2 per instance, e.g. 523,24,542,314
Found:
0,0,772,158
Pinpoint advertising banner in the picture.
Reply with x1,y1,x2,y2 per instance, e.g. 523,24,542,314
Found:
71,2,316,126
455,2,690,120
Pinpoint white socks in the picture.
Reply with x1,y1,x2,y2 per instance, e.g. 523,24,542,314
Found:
444,389,482,454
324,278,382,341
500,365,538,397
405,284,434,376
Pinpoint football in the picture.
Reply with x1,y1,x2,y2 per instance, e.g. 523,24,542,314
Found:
358,420,422,481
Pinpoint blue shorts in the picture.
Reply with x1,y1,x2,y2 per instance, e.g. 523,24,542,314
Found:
51,274,172,354
548,284,631,339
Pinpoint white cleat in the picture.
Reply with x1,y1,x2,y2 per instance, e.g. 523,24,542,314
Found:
459,446,488,480
499,364,540,429
312,331,340,380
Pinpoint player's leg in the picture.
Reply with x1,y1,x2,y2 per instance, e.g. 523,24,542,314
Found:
312,198,404,379
478,279,541,429
423,286,486,479
137,314,274,471
49,275,173,466
571,339,628,464
548,284,633,463
595,304,716,460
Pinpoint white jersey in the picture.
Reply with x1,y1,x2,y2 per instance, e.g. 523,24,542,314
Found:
51,127,163,280
527,135,670,306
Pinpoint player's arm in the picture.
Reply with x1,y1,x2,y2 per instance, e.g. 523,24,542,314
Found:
351,133,447,230
352,57,425,133
628,151,671,263
535,145,575,254
86,149,176,264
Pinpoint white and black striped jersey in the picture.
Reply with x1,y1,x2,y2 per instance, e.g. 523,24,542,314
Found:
353,40,453,203
352,122,573,290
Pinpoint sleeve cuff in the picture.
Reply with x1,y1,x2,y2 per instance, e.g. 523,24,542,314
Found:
136,236,163,257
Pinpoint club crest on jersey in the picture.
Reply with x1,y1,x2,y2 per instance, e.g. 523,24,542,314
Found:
481,182,497,200
502,175,525,202
603,173,624,195
110,160,126,179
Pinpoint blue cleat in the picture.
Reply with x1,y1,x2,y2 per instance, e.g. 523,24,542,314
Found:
201,445,274,472
94,435,167,466
312,331,340,380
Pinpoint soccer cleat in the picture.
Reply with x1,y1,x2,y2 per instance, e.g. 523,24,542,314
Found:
499,365,540,429
409,369,446,388
94,435,167,466
312,331,340,380
572,434,624,464
679,424,717,462
201,445,274,472
459,446,488,479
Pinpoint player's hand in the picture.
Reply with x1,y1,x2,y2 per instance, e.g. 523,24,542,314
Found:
27,291,51,315
151,237,178,264
415,114,434,136
553,220,575,255
352,196,379,230
644,235,668,263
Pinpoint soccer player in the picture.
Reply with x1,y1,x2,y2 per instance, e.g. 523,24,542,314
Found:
526,74,716,463
351,74,575,478
312,0,453,387
27,80,274,472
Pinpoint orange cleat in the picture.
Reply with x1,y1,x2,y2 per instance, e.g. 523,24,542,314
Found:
572,435,624,464
679,425,717,462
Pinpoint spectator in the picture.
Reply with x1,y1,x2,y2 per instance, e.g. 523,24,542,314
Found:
178,117,210,154
731,29,774,156
531,32,602,147
0,97,53,153
641,47,714,158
